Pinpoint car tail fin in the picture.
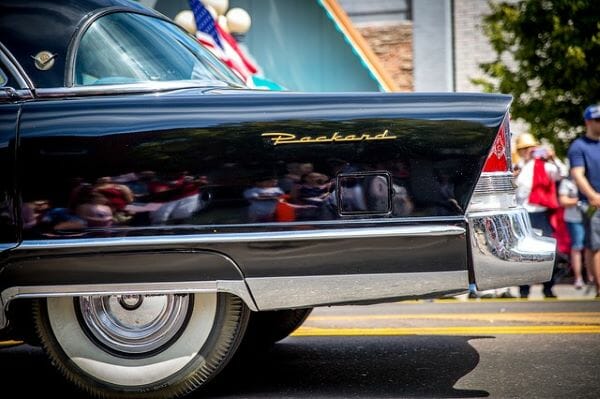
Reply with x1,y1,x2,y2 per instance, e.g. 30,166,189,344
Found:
482,116,511,173
468,115,516,212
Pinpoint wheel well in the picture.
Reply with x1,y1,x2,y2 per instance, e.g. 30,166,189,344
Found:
4,299,40,345
1,249,259,334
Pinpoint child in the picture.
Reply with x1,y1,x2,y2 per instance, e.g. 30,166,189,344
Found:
244,177,284,222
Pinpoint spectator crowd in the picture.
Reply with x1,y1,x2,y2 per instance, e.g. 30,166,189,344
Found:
510,104,600,299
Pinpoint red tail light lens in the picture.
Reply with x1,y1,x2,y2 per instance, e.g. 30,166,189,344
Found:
482,117,511,173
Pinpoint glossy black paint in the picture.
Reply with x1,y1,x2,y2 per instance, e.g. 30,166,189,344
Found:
0,104,18,248
0,0,511,294
0,90,506,284
211,224,467,278
3,219,467,288
0,250,244,290
16,91,507,239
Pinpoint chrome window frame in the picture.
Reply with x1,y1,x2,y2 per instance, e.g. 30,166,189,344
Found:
34,80,230,98
0,41,34,90
0,41,34,101
63,8,244,90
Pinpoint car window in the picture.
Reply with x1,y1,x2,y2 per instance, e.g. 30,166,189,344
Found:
74,12,244,87
0,68,6,87
0,62,20,89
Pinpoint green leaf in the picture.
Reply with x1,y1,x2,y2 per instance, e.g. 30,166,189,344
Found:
474,0,600,156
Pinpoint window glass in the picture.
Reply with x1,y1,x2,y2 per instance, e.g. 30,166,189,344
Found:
74,13,244,86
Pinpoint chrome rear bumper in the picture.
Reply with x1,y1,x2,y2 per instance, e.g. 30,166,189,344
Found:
468,208,556,290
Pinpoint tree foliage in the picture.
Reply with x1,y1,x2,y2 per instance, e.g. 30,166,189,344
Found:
473,0,600,155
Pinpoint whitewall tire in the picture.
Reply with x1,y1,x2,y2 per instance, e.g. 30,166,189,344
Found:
33,293,249,399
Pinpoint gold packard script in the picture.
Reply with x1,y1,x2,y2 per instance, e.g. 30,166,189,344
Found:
262,130,397,146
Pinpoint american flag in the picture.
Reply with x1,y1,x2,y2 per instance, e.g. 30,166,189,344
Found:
187,0,258,82
216,23,258,76
188,0,223,49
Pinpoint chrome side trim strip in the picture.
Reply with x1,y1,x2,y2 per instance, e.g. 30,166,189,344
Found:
0,280,257,329
0,243,16,252
468,208,555,290
35,80,229,98
18,225,466,251
246,271,469,310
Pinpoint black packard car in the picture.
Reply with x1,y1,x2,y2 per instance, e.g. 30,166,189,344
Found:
0,0,555,398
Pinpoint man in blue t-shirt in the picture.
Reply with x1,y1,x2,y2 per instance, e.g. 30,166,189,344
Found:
568,104,600,297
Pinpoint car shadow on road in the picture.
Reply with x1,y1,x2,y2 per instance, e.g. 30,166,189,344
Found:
202,335,492,398
0,336,492,398
0,344,81,395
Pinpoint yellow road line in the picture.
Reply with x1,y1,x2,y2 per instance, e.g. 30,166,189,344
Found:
307,312,600,324
292,325,600,336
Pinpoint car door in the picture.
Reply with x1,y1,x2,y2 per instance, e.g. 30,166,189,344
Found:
0,48,30,252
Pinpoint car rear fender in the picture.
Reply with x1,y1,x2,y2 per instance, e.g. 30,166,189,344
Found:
466,115,556,290
0,249,258,329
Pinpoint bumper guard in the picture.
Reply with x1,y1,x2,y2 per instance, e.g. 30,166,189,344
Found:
468,208,556,290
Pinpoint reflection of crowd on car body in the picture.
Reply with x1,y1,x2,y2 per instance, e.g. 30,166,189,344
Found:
21,170,210,236
17,153,486,237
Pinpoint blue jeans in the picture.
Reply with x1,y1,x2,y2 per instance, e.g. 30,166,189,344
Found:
567,222,585,250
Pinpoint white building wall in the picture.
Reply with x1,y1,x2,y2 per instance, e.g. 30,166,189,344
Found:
453,0,526,137
413,0,453,92
453,0,495,92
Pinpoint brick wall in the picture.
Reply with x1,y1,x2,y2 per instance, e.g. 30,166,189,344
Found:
357,23,413,92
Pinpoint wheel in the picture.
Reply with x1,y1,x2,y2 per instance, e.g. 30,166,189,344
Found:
242,308,313,348
33,293,249,399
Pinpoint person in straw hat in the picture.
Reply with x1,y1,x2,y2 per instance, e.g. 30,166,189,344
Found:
514,132,567,298
513,132,540,173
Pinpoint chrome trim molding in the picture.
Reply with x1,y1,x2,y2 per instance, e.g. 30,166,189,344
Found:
35,80,229,98
0,243,16,252
18,225,466,251
468,207,555,291
0,42,34,89
246,271,469,310
0,280,257,330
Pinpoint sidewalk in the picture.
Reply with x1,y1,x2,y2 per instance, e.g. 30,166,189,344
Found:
455,282,598,301
520,282,597,300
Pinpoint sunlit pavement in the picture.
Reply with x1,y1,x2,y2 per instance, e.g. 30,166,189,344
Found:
1,284,597,347
1,289,599,398
293,284,600,337
456,282,599,301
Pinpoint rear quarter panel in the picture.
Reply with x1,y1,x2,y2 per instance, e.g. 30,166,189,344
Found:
8,91,509,285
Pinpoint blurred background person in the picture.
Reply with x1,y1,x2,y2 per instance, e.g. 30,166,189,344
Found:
514,132,567,298
558,176,588,289
568,104,600,298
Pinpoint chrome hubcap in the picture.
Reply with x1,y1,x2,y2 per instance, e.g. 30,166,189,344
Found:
79,294,190,355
